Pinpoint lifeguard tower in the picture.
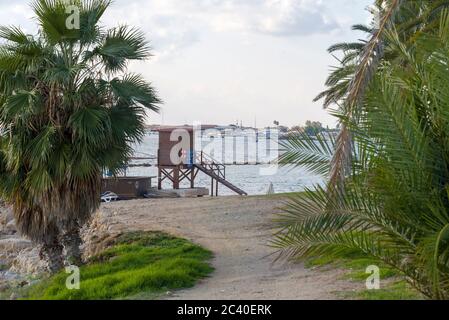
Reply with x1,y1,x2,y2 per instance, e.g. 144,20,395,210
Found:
154,125,247,196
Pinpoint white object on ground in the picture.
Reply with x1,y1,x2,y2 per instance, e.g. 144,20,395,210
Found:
266,182,275,195
101,192,119,203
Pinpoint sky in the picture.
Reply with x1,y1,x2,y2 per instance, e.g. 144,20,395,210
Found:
0,0,373,128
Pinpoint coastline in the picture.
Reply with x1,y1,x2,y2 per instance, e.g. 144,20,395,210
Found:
0,195,359,300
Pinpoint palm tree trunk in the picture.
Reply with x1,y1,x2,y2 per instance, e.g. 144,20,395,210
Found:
61,226,83,266
39,235,64,273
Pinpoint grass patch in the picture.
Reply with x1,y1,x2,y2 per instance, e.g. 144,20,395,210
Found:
23,231,213,300
306,251,399,280
346,281,423,300
305,252,423,300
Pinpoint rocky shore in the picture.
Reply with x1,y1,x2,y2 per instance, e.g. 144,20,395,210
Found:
0,205,120,297
0,206,43,294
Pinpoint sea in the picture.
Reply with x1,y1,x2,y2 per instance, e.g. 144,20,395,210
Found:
125,132,324,196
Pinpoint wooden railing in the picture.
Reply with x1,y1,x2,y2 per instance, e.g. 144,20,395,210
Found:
193,151,247,196
195,151,226,180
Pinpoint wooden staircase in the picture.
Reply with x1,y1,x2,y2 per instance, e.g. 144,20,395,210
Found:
194,151,247,196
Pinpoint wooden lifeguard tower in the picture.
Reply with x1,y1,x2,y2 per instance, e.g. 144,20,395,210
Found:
154,125,247,196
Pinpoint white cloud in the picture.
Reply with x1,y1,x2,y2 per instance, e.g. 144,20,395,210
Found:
102,0,340,59
0,0,373,127
0,0,341,59
257,0,339,36
204,0,339,36
0,1,33,32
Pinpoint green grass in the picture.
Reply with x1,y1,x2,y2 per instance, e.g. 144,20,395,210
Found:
23,231,213,300
305,252,424,300
306,253,398,282
346,281,423,300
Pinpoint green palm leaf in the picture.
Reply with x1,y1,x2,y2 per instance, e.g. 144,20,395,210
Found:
0,0,160,268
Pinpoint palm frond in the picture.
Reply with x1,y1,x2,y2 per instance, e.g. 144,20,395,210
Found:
0,0,160,248
0,26,30,44
95,25,151,73
109,73,161,112
329,0,404,190
32,0,80,44
275,8,449,298
279,131,334,176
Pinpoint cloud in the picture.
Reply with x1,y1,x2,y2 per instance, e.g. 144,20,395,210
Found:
0,0,340,59
205,0,339,36
256,0,339,36
0,1,34,32
102,1,204,60
104,0,340,58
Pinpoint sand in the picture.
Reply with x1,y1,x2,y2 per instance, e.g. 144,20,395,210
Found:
101,195,361,300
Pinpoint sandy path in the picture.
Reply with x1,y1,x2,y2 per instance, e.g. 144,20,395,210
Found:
101,196,360,300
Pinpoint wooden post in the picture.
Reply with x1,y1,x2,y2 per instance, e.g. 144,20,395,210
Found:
158,167,162,190
174,168,180,189
190,168,195,188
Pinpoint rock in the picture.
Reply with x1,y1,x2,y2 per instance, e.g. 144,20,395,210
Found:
10,247,47,275
0,238,33,268
0,206,14,224
80,211,121,260
18,280,29,287
0,282,10,292
0,238,32,253
4,220,16,234
0,206,15,237
5,209,14,225
0,209,119,287
0,271,21,282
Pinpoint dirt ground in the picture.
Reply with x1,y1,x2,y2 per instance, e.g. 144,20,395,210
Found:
101,195,361,300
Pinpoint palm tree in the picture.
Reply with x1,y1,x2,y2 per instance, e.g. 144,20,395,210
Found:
275,11,449,299
316,0,449,190
0,0,160,272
